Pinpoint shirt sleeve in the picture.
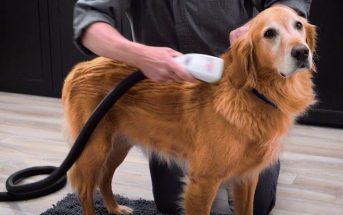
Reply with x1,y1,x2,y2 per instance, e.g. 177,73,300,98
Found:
252,0,312,18
73,0,132,55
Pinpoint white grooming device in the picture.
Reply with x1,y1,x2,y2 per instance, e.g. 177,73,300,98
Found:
174,53,224,83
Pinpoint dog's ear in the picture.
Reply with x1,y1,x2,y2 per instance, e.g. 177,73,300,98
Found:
305,22,317,53
227,36,257,89
305,22,317,73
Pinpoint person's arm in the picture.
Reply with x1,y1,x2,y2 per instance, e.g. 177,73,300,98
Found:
83,23,195,82
74,0,195,82
253,0,312,18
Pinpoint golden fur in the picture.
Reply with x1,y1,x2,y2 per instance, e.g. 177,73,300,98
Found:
62,7,316,215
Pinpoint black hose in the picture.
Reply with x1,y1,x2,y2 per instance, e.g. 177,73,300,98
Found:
0,70,146,201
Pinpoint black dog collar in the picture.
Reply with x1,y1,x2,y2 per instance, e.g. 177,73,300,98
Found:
251,88,278,109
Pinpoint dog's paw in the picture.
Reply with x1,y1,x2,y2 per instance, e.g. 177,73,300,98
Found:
111,205,133,215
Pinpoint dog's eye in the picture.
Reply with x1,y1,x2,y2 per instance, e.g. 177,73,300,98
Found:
295,21,303,30
264,28,277,39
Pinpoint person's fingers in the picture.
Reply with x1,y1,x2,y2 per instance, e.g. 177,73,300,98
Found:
243,25,250,31
171,63,196,82
159,68,182,82
166,79,174,84
139,46,197,83
230,29,242,44
230,22,251,44
167,48,183,57
168,71,183,82
168,52,192,81
229,31,236,44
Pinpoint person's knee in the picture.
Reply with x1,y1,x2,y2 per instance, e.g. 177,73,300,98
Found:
152,179,184,214
154,197,182,214
253,161,280,215
149,156,185,214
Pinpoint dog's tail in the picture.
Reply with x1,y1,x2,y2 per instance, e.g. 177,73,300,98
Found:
61,60,97,192
61,61,88,147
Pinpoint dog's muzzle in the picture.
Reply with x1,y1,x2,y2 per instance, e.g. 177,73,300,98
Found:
291,44,310,69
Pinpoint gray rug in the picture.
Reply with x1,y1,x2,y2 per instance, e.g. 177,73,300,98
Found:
40,192,229,215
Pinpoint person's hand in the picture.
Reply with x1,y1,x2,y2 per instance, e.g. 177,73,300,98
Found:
135,45,196,83
229,21,251,45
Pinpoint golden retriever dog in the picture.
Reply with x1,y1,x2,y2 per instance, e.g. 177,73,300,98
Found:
62,6,316,215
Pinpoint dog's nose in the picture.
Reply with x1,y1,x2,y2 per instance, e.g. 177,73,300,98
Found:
291,45,309,62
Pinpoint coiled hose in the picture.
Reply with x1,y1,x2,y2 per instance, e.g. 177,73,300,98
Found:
0,70,146,201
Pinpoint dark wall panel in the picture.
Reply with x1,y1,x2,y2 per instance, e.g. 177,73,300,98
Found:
298,0,343,128
48,0,91,97
0,0,53,96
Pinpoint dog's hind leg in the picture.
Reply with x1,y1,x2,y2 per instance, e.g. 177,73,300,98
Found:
68,126,114,215
98,134,133,215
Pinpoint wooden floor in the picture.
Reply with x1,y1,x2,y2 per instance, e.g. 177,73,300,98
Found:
0,92,342,215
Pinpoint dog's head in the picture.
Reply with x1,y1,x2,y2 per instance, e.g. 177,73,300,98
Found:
227,6,317,89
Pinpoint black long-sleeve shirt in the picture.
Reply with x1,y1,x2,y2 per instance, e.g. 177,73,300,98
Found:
74,0,312,56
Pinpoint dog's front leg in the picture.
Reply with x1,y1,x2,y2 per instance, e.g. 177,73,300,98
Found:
184,176,222,215
231,174,259,215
